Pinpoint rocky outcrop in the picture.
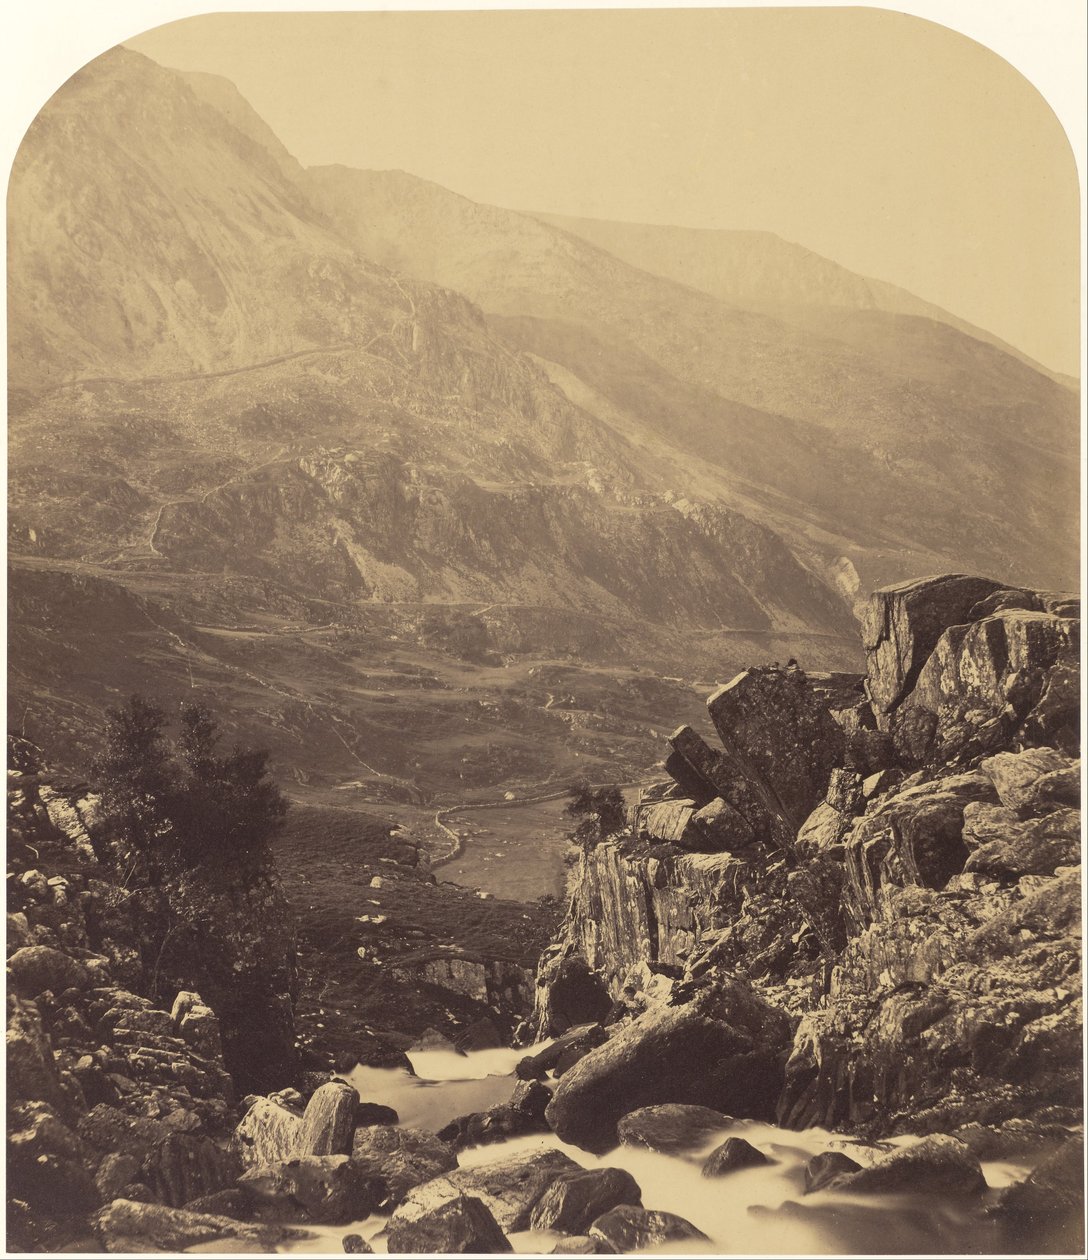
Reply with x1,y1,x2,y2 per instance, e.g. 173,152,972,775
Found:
532,572,1081,1204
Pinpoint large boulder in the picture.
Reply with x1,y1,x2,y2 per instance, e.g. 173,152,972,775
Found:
391,1148,581,1233
996,1136,1085,1253
8,945,90,997
92,1199,291,1253
350,1125,456,1206
862,575,1006,725
825,1136,985,1196
529,1167,642,1234
587,1205,708,1252
545,980,790,1153
297,1081,357,1156
438,1079,552,1151
615,1104,732,1156
385,1194,512,1254
980,748,1079,814
8,1100,100,1217
231,1096,302,1169
141,1131,241,1208
701,1136,770,1177
803,1151,862,1193
238,1155,385,1225
962,805,1080,879
706,667,845,832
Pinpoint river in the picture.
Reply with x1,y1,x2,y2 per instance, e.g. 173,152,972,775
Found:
278,1045,1033,1256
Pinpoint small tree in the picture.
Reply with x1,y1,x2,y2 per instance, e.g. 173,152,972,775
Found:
93,696,174,864
566,780,626,842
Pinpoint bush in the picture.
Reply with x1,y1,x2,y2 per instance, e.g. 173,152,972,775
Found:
93,695,287,874
565,780,626,839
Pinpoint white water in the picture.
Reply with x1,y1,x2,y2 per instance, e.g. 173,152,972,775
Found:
279,1045,1031,1256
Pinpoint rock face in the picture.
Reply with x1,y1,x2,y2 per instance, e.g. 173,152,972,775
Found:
545,980,790,1153
532,574,1081,1201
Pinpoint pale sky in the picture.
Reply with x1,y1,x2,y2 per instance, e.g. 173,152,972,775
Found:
122,8,1079,376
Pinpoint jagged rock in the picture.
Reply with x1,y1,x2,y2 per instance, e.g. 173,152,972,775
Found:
93,1198,290,1252
902,607,1078,764
980,748,1077,813
386,1193,512,1254
8,1100,100,1216
996,1136,1085,1253
616,1104,732,1155
545,980,790,1152
141,1131,241,1208
529,1167,642,1234
803,1150,862,1193
516,1023,606,1079
95,1153,143,1200
637,799,696,846
706,667,844,831
7,994,65,1109
963,806,1080,879
438,1078,552,1151
342,1233,373,1253
701,1136,770,1176
826,1136,985,1196
455,1016,503,1052
687,796,757,851
841,772,997,928
238,1154,385,1225
392,1148,581,1232
862,574,1006,724
8,945,90,997
588,1205,708,1252
171,991,223,1060
796,801,851,853
8,912,33,953
350,1125,457,1206
297,1081,357,1156
232,1096,302,1169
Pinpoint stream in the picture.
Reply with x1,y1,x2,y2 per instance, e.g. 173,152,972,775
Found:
277,1044,1033,1256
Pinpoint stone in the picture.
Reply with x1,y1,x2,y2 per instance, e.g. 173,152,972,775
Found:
8,912,32,953
92,1199,290,1253
529,1167,642,1234
706,667,845,832
688,796,757,851
297,1081,357,1156
350,1125,457,1206
615,1104,732,1156
550,1235,599,1254
963,806,1080,879
796,801,850,853
516,1024,606,1079
997,1135,1084,1253
409,1027,462,1054
141,1131,241,1208
355,1101,398,1126
342,1233,373,1253
239,1155,384,1225
862,574,1005,723
701,1136,770,1176
588,1205,708,1252
8,1100,99,1216
803,1150,863,1193
828,1136,985,1196
532,955,613,1037
182,1189,254,1221
385,1194,512,1254
7,994,64,1108
231,1096,302,1169
545,979,791,1152
439,1078,553,1151
980,748,1076,813
95,1152,143,1200
392,1148,581,1232
637,799,696,846
19,869,51,900
8,945,89,997
171,991,223,1060
455,1016,503,1052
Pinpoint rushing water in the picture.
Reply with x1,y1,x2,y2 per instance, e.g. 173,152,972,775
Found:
279,1045,1033,1256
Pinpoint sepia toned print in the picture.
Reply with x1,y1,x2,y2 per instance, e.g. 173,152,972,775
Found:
5,7,1082,1256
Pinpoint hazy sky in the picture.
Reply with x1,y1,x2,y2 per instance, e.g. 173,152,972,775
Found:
126,8,1079,375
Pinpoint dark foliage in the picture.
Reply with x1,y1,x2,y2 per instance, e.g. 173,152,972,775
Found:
566,780,626,840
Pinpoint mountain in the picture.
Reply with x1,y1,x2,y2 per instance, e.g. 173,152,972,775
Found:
531,212,1074,386
6,47,1077,818
302,167,1079,595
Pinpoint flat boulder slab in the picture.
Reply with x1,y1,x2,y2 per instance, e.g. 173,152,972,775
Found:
588,1205,708,1253
385,1193,512,1254
93,1199,292,1253
803,1151,862,1194
297,1082,357,1156
232,1097,302,1170
701,1136,770,1177
238,1155,385,1225
8,945,90,998
350,1125,456,1206
529,1167,642,1234
827,1136,985,1197
392,1148,582,1233
862,575,1006,726
706,668,845,833
545,981,790,1153
616,1105,732,1156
